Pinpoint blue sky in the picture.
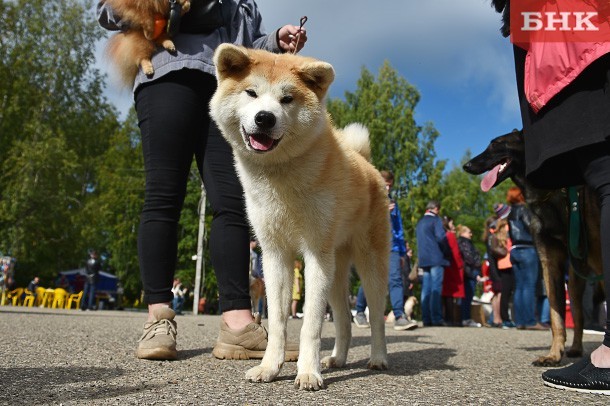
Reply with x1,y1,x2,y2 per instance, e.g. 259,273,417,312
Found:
97,0,522,169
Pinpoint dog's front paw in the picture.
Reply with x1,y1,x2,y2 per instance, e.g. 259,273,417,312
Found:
245,365,280,383
294,372,324,391
161,39,177,53
140,60,154,76
532,355,562,367
321,355,345,369
179,0,191,13
367,356,388,370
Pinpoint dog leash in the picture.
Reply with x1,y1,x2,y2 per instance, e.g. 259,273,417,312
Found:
568,186,603,282
291,16,308,54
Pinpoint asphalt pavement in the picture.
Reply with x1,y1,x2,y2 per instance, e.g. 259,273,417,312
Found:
0,306,608,405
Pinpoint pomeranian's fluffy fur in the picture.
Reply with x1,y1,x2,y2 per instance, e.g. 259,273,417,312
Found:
105,0,191,86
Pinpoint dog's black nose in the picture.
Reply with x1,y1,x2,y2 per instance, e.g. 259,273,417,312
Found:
254,111,276,130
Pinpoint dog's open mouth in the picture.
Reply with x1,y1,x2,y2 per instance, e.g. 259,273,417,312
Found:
480,160,511,192
243,128,280,153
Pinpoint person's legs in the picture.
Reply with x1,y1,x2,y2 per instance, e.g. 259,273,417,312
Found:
461,278,476,321
355,285,367,313
500,269,515,325
388,252,405,318
88,283,96,310
420,267,432,325
135,70,211,317
579,145,610,365
81,282,91,310
542,145,610,390
201,123,253,329
430,265,445,325
511,247,539,327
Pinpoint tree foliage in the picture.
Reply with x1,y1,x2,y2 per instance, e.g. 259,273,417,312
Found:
0,0,118,285
327,61,446,243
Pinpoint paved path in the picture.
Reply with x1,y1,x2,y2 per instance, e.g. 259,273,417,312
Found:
0,306,607,405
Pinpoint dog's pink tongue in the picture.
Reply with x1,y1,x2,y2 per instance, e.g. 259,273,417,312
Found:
481,164,501,192
249,134,274,151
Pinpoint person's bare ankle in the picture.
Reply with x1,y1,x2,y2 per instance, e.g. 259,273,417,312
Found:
590,344,610,368
223,309,254,330
147,303,171,322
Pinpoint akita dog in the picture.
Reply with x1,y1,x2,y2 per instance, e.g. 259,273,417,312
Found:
210,44,391,390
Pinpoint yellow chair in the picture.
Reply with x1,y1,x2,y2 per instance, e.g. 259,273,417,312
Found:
65,290,83,310
52,288,68,309
35,287,46,307
41,288,55,308
23,289,36,307
7,287,24,306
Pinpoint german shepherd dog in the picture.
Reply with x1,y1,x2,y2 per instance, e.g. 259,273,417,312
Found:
463,129,603,366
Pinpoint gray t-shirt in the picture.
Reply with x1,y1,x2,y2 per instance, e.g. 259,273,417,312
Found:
97,0,282,92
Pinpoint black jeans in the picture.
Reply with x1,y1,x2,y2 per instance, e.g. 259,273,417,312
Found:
135,69,251,312
576,141,610,347
499,267,515,323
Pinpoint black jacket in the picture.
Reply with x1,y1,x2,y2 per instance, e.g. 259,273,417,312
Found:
508,204,534,246
458,236,482,280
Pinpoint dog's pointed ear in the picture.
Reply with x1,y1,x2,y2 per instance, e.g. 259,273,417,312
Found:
214,44,251,81
297,61,335,98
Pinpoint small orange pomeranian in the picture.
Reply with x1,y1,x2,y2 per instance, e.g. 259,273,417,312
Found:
105,0,191,86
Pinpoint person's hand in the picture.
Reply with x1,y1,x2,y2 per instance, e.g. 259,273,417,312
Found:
388,201,395,211
278,24,307,53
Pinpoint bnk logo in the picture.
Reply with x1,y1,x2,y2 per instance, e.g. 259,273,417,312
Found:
511,0,610,46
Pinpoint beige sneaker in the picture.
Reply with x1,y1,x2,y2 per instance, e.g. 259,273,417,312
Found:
212,314,299,361
136,307,177,360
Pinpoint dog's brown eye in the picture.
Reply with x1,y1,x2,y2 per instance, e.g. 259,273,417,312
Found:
280,95,293,104
245,89,257,98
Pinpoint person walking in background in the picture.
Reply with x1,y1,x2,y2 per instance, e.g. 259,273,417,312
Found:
27,276,40,299
97,1,306,361
490,214,516,329
441,216,465,327
457,224,484,327
506,186,547,331
291,259,303,319
81,249,101,311
416,200,449,327
483,216,503,327
171,278,188,315
354,171,417,331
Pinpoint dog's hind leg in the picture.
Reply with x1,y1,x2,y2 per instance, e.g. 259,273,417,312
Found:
295,251,335,390
566,267,586,358
321,248,352,369
356,250,388,370
245,249,294,384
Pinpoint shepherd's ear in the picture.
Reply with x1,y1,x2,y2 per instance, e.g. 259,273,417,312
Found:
214,44,251,81
297,61,335,97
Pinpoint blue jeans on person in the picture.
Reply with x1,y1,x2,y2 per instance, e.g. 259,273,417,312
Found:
461,277,477,321
511,246,539,327
173,295,185,314
81,281,96,310
356,251,405,318
537,296,550,324
421,265,444,325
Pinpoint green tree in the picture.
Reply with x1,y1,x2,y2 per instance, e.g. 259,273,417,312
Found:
327,61,446,242
0,0,118,284
84,109,142,301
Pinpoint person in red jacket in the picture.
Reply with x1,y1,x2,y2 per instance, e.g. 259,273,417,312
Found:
441,216,465,327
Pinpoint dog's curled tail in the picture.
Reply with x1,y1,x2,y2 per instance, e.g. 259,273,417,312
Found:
341,123,371,161
106,31,154,87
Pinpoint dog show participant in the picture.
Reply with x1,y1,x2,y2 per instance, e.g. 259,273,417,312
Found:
492,0,610,394
97,0,307,361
